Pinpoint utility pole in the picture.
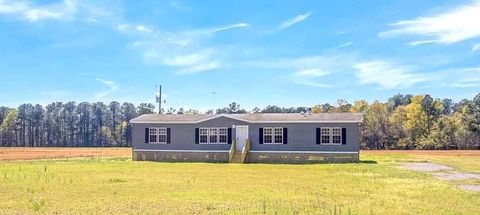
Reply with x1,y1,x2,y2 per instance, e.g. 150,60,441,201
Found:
156,85,162,114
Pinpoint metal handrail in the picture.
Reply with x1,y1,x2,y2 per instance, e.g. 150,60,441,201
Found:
241,139,250,163
229,139,236,162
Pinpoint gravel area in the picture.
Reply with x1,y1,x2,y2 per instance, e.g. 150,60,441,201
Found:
402,162,480,192
432,172,480,181
401,163,453,172
458,185,480,192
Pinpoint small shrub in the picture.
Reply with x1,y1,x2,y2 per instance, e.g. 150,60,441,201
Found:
29,195,46,212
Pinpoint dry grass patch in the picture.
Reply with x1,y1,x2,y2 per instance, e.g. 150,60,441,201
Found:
0,147,131,160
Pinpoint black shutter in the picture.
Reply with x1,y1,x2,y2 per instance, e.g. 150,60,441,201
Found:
195,128,199,144
167,128,171,144
144,128,149,143
259,128,263,144
316,128,321,144
227,128,232,144
342,128,347,145
283,128,288,144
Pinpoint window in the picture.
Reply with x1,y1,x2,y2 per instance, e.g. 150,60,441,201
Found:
199,128,208,144
274,128,283,144
158,128,167,143
321,128,330,144
209,128,218,143
332,128,342,144
199,127,228,144
263,127,283,144
149,128,157,143
320,127,342,145
219,128,228,144
263,128,272,144
149,127,167,144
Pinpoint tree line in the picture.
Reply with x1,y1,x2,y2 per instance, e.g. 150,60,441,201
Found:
0,93,479,149
0,102,157,147
349,94,479,149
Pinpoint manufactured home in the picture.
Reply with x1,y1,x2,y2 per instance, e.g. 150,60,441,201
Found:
130,113,363,163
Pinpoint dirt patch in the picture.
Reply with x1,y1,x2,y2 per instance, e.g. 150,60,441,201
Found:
432,172,480,181
401,163,453,172
0,147,131,160
458,185,480,192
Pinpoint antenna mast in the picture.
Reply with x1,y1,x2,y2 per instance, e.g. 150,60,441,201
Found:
156,85,162,114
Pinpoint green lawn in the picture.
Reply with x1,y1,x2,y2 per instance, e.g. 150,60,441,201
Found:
0,152,479,214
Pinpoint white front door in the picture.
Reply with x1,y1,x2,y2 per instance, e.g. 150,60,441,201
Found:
235,125,249,151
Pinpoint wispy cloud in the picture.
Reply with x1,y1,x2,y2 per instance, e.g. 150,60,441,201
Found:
142,47,221,74
94,78,118,99
473,43,480,52
252,53,472,90
447,80,480,88
296,68,330,77
123,22,248,74
279,12,311,30
246,53,357,88
161,52,209,66
293,80,332,88
116,24,154,34
353,61,426,89
379,1,480,45
330,41,353,49
116,23,129,31
247,53,357,71
178,61,220,74
440,67,480,88
121,22,249,37
135,25,153,33
156,50,220,74
0,0,111,22
0,0,76,22
292,68,332,88
207,23,249,34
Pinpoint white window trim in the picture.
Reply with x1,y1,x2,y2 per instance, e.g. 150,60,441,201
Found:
199,128,209,144
158,128,167,144
218,127,228,144
263,127,283,144
149,128,157,143
149,127,168,144
320,127,342,145
199,127,228,144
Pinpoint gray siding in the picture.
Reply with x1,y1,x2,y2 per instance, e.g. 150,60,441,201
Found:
249,123,359,152
132,116,244,151
132,116,360,152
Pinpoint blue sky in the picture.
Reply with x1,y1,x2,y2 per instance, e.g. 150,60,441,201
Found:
0,0,479,111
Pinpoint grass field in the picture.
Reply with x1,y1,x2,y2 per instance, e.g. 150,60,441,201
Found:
0,148,479,214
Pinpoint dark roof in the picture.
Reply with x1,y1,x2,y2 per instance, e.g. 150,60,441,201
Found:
130,113,363,123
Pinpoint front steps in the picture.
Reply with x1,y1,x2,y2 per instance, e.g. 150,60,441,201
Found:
230,152,243,163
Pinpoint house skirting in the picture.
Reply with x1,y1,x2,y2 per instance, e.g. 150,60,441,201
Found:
133,149,359,163
246,151,359,164
133,149,229,162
